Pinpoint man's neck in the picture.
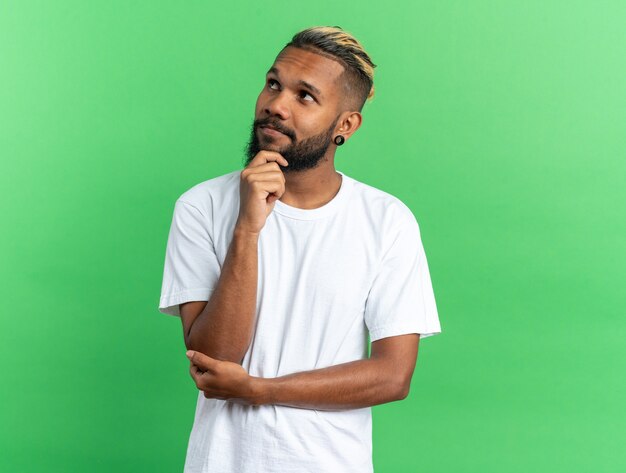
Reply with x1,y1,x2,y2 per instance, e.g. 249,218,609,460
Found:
279,166,343,210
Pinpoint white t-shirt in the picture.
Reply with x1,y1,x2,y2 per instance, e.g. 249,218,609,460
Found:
159,169,442,473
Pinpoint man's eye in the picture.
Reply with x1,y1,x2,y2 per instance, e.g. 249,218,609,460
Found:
299,91,315,102
267,79,315,103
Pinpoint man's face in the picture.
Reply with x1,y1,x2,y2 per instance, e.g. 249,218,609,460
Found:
244,46,346,173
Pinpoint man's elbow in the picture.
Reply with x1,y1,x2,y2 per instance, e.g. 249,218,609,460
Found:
185,334,245,365
392,374,413,401
396,383,410,400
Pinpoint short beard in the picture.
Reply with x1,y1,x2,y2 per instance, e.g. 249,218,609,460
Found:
243,117,339,173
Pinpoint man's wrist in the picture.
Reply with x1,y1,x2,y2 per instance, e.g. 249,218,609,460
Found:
248,375,273,406
234,223,260,240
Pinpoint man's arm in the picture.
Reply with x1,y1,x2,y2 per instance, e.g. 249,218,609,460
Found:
187,333,420,411
180,227,259,364
252,333,420,410
179,152,288,365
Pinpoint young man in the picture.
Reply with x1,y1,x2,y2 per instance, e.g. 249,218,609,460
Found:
159,25,442,473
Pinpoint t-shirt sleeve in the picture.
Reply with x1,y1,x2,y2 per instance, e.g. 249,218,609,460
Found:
364,210,442,342
158,199,221,317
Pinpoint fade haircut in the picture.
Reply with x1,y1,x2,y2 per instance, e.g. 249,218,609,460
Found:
279,26,377,113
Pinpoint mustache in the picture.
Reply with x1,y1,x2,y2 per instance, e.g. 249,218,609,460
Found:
255,119,293,138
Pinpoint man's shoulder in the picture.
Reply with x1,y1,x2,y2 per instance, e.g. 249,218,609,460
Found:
346,173,418,228
175,169,241,215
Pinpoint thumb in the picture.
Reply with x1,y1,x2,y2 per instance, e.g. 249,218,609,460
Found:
186,350,215,371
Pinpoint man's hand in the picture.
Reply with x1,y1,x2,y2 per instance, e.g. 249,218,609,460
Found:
237,150,288,235
186,350,258,406
185,333,418,411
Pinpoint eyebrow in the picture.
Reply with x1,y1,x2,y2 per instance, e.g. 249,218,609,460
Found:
266,66,323,98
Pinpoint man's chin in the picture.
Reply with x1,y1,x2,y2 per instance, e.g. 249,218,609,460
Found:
245,145,290,165
260,143,289,155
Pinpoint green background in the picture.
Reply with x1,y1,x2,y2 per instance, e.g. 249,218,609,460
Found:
1,1,624,471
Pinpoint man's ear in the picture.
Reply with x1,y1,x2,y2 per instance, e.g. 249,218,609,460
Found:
336,111,363,142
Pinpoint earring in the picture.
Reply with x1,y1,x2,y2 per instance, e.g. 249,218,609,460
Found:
334,135,345,146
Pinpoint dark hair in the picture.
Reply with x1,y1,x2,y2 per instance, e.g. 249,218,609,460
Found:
280,26,377,113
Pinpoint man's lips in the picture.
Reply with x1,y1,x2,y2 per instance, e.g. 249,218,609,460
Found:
260,125,286,137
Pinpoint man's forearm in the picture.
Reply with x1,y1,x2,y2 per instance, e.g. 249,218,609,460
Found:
249,357,407,411
187,226,259,364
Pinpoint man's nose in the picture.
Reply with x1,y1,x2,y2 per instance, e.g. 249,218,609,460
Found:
264,91,290,120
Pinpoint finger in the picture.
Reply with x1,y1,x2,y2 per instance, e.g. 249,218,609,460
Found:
241,171,285,188
189,363,200,386
248,179,285,201
241,162,285,182
243,166,285,182
244,161,283,173
186,350,217,372
204,391,226,400
247,150,289,168
246,170,285,183
190,360,206,378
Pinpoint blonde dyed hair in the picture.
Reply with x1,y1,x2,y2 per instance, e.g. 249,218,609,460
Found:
280,26,377,112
